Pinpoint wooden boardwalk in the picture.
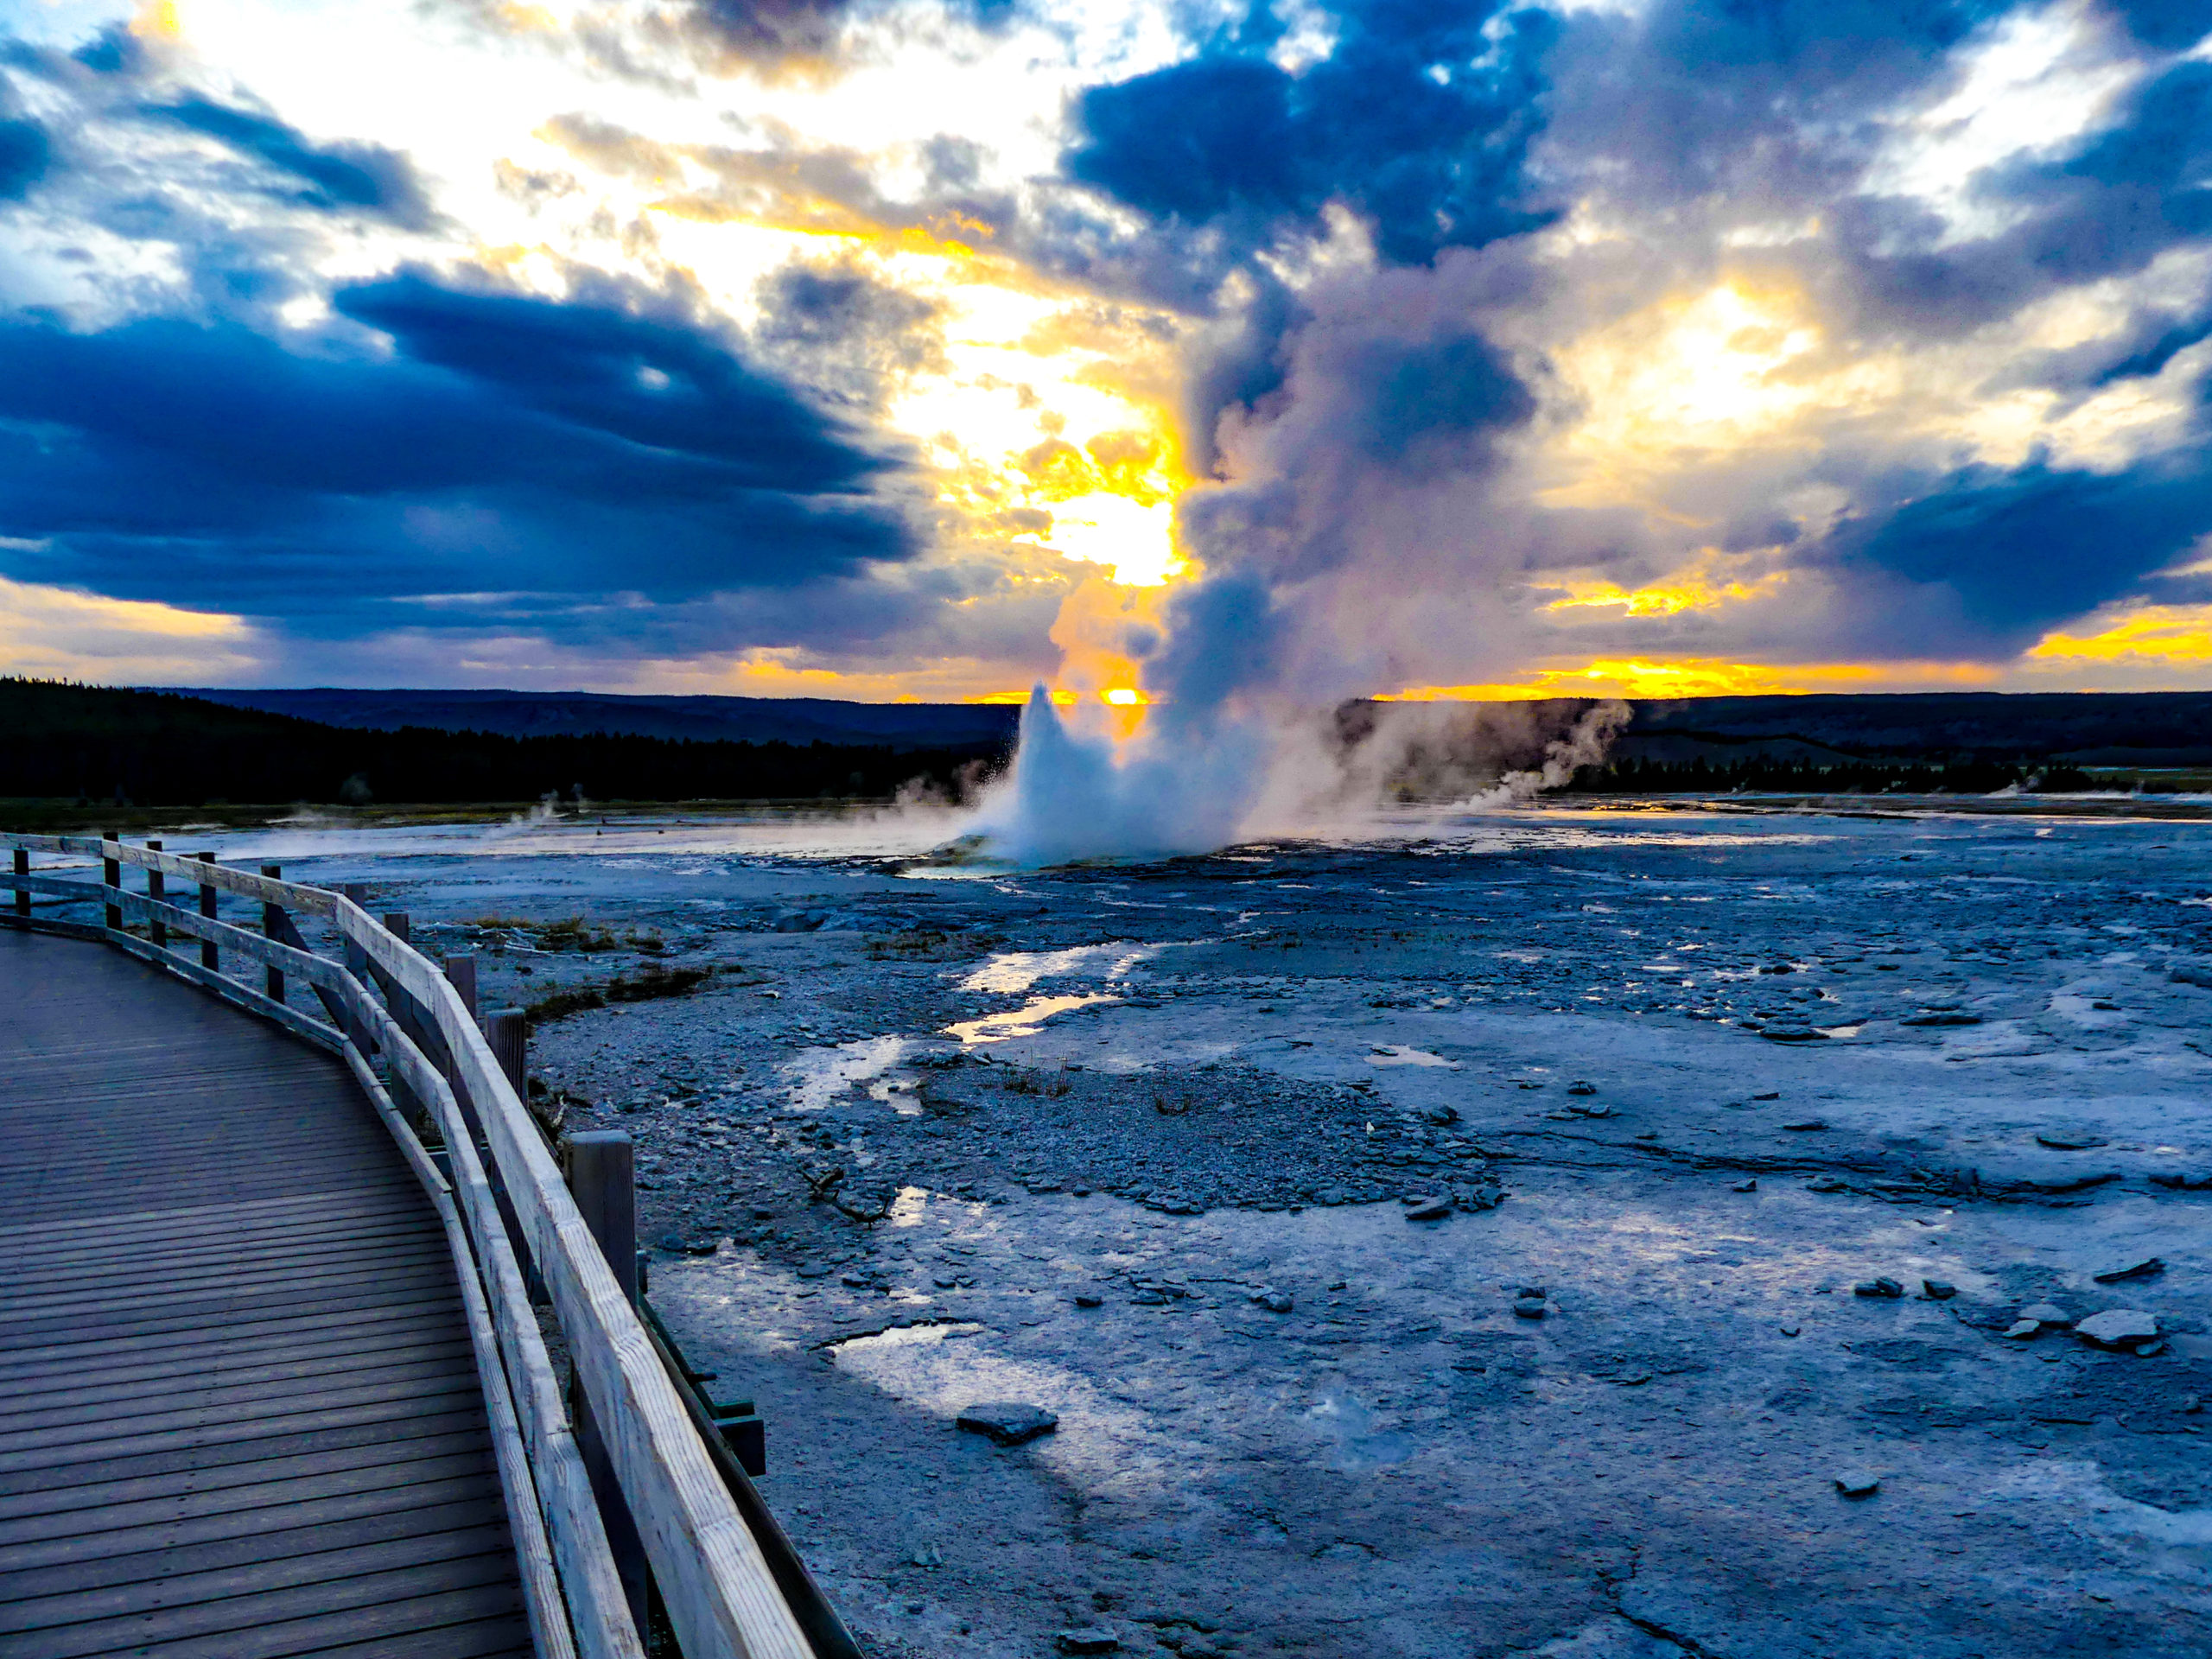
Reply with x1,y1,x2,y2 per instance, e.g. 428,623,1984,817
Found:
0,931,533,1658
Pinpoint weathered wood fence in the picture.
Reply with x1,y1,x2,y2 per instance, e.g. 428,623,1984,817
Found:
2,832,852,1659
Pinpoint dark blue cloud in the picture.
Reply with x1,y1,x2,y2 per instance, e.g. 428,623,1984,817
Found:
143,95,436,229
0,273,918,633
1840,57,2212,341
2093,315,2212,385
1065,0,1556,268
1845,459,2212,648
0,117,45,200
2101,0,2209,51
0,72,49,202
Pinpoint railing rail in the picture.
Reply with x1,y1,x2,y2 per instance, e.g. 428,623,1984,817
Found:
3,833,818,1659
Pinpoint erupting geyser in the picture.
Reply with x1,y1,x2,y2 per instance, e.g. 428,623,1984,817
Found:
970,680,1632,866
969,684,1268,866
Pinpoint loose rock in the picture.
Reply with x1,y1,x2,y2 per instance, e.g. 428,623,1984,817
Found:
2075,1310,2159,1348
1402,1199,1452,1222
1854,1278,1904,1300
1056,1630,1120,1655
1731,1179,1758,1192
1921,1281,1958,1300
2019,1303,2070,1327
2092,1257,2164,1285
1250,1288,1294,1313
1835,1472,1881,1497
955,1402,1059,1446
1513,1298,1548,1319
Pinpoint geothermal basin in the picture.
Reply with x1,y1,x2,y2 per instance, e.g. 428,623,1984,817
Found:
203,798,2212,1657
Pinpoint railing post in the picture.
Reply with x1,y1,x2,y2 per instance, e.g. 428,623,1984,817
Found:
261,863,285,1004
194,854,219,971
337,884,372,1053
567,1131,650,1635
385,911,410,944
444,953,479,1021
487,1007,527,1098
101,836,120,933
12,848,27,918
146,839,166,950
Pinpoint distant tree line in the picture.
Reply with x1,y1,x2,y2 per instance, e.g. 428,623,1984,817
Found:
1561,755,2099,794
0,680,1010,808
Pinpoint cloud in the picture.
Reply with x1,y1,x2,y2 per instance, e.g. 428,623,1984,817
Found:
0,269,923,639
139,95,438,229
753,257,948,413
0,72,46,201
1065,1,1557,269
1840,458,2212,652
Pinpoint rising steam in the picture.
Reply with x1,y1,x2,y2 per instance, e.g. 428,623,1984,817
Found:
969,687,1630,865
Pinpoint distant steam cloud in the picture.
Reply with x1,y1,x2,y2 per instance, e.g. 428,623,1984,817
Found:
972,685,1630,865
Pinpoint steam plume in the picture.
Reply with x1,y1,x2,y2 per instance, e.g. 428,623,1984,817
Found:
971,686,1630,865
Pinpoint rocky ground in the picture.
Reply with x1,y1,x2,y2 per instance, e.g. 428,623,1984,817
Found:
249,799,2212,1658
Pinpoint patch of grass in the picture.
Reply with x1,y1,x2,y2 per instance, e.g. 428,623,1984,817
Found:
524,985,607,1025
865,928,953,960
862,928,1005,962
539,916,622,952
524,963,714,1026
605,963,709,1003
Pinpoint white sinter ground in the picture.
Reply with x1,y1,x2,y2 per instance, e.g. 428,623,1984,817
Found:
176,798,2212,1658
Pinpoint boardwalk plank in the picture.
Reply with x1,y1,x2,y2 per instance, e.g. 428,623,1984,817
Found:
0,931,530,1658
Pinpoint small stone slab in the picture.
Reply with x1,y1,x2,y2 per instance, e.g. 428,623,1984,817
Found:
1762,1027,1828,1042
1853,1278,1904,1300
1250,1288,1294,1313
1902,1011,1982,1027
2036,1132,2109,1150
956,1402,1059,1446
1921,1281,1957,1300
1835,1472,1880,1497
1056,1630,1120,1655
2076,1310,2159,1348
2020,1303,2070,1326
2093,1257,2164,1285
1512,1298,1548,1319
2002,1320,2041,1339
1731,1179,1758,1192
1402,1200,1452,1222
1783,1120,1829,1132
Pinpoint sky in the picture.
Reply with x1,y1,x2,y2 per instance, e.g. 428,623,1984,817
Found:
0,0,2208,705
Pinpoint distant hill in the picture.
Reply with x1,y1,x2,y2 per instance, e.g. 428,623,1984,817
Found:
186,685,2212,766
1618,690,2212,766
182,687,1022,752
0,680,1008,810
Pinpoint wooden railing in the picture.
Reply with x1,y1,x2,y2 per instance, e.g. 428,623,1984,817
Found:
2,833,835,1659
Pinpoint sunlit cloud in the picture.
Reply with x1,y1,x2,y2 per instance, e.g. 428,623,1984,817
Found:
0,575,259,683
